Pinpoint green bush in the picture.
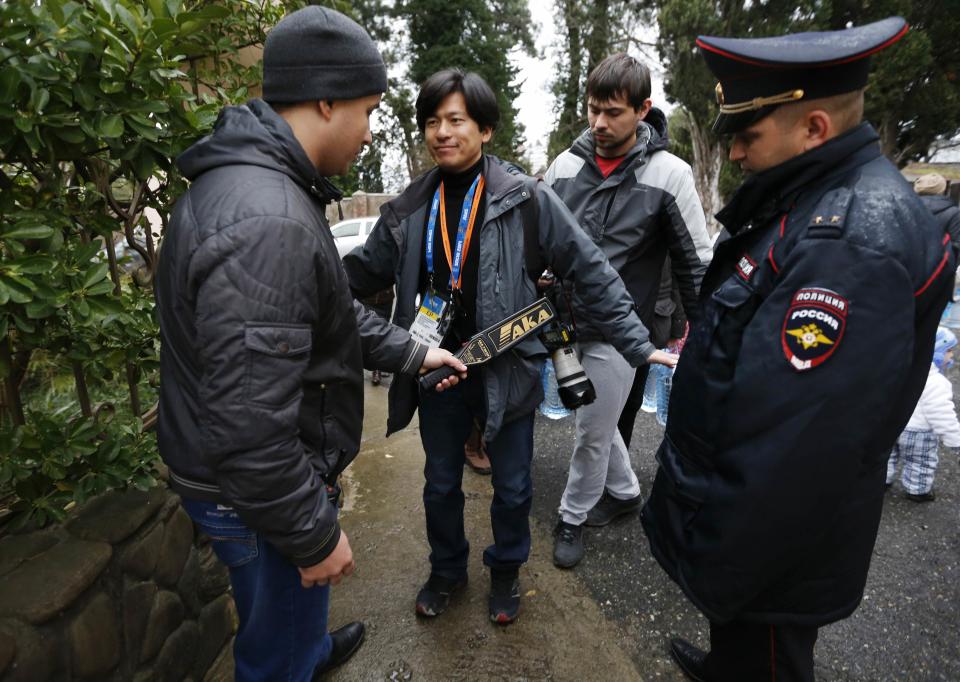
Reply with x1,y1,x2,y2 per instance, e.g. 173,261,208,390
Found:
0,0,297,529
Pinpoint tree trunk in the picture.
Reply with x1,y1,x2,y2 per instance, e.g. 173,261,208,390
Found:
687,109,724,235
585,0,610,79
547,0,584,160
1,339,26,426
72,361,92,418
877,115,900,165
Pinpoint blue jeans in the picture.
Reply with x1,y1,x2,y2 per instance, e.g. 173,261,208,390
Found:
181,498,333,682
418,378,535,578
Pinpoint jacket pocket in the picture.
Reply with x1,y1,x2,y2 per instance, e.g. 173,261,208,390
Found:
503,349,544,420
243,323,312,408
710,276,757,346
655,433,711,529
697,276,760,375
181,499,260,568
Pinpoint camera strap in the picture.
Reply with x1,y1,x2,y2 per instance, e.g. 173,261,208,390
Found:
519,176,545,285
517,176,580,332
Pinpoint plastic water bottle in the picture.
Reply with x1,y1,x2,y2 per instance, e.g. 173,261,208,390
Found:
539,358,572,420
640,367,657,413
655,365,674,427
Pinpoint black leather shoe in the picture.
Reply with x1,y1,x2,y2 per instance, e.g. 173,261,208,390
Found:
669,637,708,682
313,622,365,679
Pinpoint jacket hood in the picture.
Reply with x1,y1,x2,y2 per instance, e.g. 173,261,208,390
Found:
177,98,342,203
570,106,670,161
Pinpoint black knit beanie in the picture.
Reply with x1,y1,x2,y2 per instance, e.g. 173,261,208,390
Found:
262,6,387,103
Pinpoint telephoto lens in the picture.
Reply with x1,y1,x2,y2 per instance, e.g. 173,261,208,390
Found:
551,346,596,409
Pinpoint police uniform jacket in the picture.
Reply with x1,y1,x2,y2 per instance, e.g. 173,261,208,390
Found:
642,123,954,626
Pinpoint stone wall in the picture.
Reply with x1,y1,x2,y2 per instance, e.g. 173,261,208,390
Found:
0,488,236,681
325,190,397,225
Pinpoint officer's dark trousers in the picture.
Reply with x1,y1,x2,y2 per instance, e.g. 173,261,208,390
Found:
617,363,650,448
704,620,818,682
418,376,535,580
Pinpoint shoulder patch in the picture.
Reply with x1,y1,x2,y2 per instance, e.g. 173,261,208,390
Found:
781,287,848,371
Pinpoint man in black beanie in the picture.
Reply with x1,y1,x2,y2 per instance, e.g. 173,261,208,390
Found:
156,6,464,680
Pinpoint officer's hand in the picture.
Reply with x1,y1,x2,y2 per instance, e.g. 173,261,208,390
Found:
298,532,356,588
420,347,467,392
648,349,679,369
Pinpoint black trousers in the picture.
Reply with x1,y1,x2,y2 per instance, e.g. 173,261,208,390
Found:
704,621,818,682
617,363,650,448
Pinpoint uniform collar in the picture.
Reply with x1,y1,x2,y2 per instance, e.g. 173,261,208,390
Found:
717,122,881,234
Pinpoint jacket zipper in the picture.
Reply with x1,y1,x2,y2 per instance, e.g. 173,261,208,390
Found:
494,221,502,296
599,190,617,241
318,384,328,455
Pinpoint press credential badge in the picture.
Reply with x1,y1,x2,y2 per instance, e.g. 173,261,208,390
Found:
409,290,448,347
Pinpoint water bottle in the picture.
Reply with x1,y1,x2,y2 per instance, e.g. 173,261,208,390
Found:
652,346,679,426
539,358,572,420
655,364,673,427
640,367,657,413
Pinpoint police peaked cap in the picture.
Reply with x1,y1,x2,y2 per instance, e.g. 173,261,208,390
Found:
697,17,908,134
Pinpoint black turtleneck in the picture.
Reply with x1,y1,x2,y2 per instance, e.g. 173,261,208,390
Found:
419,157,485,348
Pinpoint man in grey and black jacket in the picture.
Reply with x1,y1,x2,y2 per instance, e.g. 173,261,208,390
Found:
544,54,712,568
155,8,462,681
343,68,676,625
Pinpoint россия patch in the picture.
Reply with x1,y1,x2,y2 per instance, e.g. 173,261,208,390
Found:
781,287,848,371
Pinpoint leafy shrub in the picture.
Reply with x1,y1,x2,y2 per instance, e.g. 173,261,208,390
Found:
0,0,297,528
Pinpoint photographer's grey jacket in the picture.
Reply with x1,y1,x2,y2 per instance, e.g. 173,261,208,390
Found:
156,99,427,567
545,108,712,335
343,155,654,442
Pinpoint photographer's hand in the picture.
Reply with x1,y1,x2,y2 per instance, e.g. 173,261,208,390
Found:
648,349,679,368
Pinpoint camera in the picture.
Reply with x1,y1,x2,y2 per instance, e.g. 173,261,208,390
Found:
540,322,596,409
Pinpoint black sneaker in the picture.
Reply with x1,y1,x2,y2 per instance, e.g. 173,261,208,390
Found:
553,519,584,568
415,573,467,617
489,568,520,624
584,489,642,527
905,490,936,502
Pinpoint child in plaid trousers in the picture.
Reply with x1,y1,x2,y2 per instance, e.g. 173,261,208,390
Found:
887,327,960,502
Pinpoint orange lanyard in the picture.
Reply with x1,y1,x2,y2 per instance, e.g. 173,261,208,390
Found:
438,175,485,291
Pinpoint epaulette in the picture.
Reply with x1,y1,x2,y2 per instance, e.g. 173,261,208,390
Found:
804,188,853,240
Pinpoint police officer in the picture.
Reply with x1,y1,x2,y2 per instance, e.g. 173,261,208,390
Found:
640,17,955,681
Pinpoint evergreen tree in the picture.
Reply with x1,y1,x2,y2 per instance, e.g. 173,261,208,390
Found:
659,0,825,231
829,0,960,165
547,0,587,161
